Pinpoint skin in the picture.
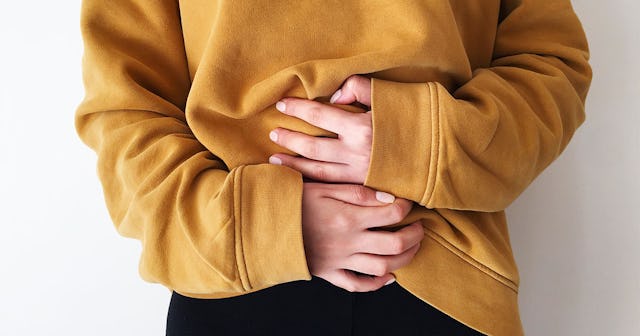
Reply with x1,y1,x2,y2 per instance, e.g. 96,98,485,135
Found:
269,75,425,292
269,75,374,184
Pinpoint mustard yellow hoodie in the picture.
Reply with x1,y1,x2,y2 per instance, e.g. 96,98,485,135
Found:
75,1,591,334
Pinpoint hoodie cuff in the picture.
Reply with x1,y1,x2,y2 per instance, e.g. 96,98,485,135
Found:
365,78,441,206
236,164,312,290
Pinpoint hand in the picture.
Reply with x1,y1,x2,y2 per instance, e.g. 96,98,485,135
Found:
302,182,423,292
269,75,373,184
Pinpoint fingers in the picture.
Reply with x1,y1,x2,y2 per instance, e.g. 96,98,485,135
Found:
270,154,356,183
315,183,398,206
343,243,421,277
276,98,361,135
355,221,424,255
302,183,421,293
269,128,347,163
318,184,413,228
348,198,414,229
322,269,395,293
329,75,372,106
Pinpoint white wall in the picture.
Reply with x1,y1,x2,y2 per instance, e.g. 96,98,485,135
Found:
0,1,169,335
509,1,640,334
0,1,636,335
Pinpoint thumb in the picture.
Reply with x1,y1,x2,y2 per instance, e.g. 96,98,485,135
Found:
322,184,397,207
330,75,372,107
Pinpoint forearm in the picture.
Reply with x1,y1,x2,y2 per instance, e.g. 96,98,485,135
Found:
365,0,591,211
77,0,311,295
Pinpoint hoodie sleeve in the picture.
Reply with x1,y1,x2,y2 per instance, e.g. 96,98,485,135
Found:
365,0,592,212
75,0,310,296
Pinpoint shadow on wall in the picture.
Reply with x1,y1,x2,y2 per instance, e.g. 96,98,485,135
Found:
507,1,640,334
508,146,589,333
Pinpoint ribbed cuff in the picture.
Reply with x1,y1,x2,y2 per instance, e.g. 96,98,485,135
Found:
365,78,440,206
235,164,312,291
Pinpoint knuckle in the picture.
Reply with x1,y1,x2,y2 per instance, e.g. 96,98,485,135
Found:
388,236,406,255
306,106,323,125
387,203,406,222
399,198,414,211
344,75,361,91
301,138,319,158
356,124,372,139
311,163,328,181
350,185,369,203
352,126,372,145
410,221,425,236
332,212,352,232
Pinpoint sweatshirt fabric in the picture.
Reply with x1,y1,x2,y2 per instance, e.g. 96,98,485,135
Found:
75,1,592,335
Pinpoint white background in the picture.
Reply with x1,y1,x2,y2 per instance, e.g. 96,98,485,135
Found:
0,1,637,335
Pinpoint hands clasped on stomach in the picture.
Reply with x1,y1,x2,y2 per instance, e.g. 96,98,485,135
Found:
269,75,424,292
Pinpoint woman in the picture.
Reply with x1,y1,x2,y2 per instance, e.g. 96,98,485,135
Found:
75,1,591,335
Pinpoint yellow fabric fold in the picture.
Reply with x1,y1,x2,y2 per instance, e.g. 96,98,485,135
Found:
76,0,311,296
76,0,591,334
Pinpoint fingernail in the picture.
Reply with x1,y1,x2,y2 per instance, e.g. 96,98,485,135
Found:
376,191,395,203
329,89,342,104
385,277,396,286
275,101,286,112
269,156,282,165
269,130,278,142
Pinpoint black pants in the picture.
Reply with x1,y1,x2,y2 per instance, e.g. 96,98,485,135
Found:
166,277,484,335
